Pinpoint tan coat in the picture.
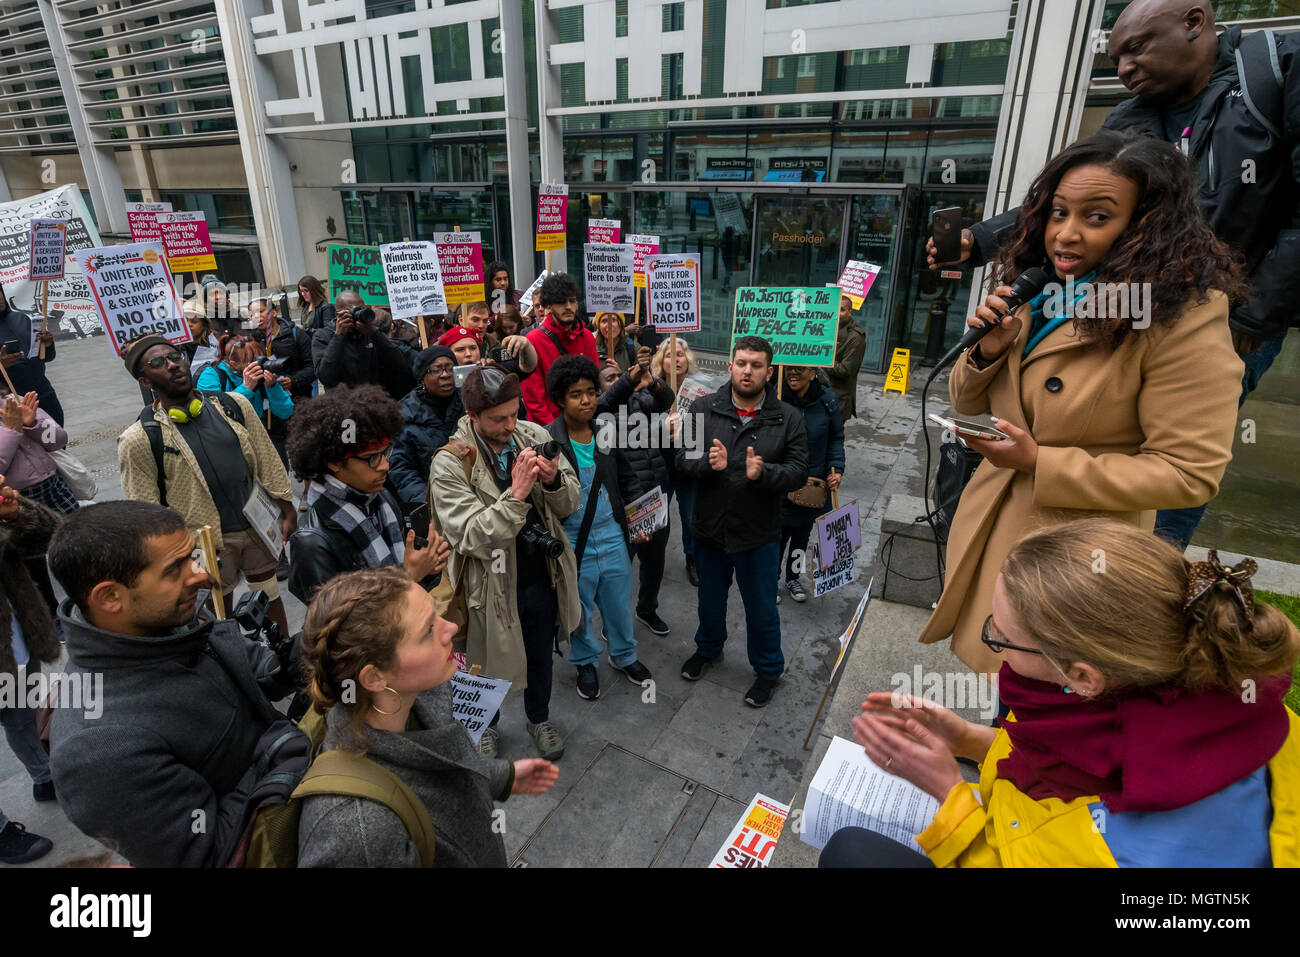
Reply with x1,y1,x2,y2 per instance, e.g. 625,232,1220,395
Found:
117,392,293,552
919,292,1244,674
428,416,581,689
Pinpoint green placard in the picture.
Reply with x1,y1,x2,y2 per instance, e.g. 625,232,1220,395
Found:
327,243,389,306
730,286,839,367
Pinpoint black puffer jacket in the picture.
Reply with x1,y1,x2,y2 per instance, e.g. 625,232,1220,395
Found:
601,375,675,505
390,386,466,509
969,26,1300,341
674,383,809,552
252,320,315,400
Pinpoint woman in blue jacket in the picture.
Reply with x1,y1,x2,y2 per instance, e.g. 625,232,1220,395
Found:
777,366,845,603
196,335,295,427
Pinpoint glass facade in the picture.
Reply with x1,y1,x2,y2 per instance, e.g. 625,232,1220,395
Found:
338,1,1013,372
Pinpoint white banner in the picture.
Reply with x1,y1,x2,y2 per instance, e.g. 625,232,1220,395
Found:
0,185,103,339
379,241,446,323
73,242,189,358
583,242,635,313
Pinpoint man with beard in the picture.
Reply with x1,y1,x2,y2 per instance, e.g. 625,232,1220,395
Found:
522,273,598,425
116,334,297,639
311,290,415,400
675,336,808,708
0,282,61,425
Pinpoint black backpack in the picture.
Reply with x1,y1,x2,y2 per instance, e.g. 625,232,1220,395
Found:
1236,28,1284,142
139,392,245,508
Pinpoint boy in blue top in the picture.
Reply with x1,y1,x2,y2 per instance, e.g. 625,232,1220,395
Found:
545,355,652,701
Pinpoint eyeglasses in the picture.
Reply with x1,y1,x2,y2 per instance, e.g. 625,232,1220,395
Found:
351,444,392,470
145,351,185,369
428,363,455,377
980,614,1043,655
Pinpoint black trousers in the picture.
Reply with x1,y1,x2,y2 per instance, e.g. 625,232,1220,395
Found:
518,575,558,725
818,827,935,868
631,524,670,616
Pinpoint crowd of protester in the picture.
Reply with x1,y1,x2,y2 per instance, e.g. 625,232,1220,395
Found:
4,10,1300,865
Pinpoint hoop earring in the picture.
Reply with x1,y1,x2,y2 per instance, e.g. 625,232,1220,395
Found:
369,685,403,715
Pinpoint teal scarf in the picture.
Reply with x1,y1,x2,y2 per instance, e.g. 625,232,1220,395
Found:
1023,269,1097,356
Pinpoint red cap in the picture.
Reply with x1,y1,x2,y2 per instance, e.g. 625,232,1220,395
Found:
438,326,483,348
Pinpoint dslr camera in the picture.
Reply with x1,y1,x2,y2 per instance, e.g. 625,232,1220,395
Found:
518,522,564,560
259,354,289,375
530,440,561,460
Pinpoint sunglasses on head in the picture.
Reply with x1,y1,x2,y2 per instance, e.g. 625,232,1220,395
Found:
145,350,185,369
980,614,1044,655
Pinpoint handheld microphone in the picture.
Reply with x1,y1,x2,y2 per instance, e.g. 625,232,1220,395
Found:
949,265,1052,358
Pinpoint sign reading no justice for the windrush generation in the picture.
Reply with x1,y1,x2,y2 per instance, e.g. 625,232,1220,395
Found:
731,287,839,366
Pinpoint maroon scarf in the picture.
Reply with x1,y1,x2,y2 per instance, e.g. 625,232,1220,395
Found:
995,663,1291,812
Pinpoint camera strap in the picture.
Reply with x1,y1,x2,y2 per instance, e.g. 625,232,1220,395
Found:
571,466,604,570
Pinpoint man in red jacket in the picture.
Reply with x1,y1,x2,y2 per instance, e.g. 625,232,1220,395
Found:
522,273,598,424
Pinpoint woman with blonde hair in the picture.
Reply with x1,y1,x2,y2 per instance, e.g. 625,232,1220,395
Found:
297,566,559,867
826,518,1300,868
654,336,702,586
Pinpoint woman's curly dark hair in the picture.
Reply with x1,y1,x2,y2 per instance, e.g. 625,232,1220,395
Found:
286,384,405,480
990,130,1247,348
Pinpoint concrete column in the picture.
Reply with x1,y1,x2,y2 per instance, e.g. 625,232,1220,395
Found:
500,0,535,281
533,0,566,274
35,0,129,234
0,163,11,203
214,0,306,289
968,0,1106,311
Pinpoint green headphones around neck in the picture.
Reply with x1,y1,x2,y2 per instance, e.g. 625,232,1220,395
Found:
167,397,205,423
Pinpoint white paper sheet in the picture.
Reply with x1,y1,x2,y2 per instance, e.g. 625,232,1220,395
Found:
801,735,941,855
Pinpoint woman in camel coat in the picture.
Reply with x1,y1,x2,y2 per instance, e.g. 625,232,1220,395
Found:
919,131,1246,674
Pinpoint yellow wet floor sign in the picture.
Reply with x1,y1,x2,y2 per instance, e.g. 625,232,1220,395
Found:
884,348,910,394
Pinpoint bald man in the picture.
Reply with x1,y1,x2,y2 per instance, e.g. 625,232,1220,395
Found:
929,1,1300,550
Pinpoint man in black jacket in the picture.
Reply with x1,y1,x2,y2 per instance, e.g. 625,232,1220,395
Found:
674,336,808,707
311,291,415,400
929,3,1300,550
47,500,309,868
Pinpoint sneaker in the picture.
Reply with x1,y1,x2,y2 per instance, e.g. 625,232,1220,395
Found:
681,652,716,681
786,579,808,603
527,720,565,761
636,611,670,635
576,663,600,700
685,556,699,587
611,659,652,685
744,676,780,708
0,822,53,865
32,780,55,803
478,725,500,759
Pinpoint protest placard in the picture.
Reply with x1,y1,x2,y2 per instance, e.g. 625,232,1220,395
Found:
583,242,635,313
624,486,668,540
519,269,548,316
587,218,621,244
449,670,511,745
812,502,860,597
156,211,217,274
0,186,102,341
732,287,838,366
28,219,67,282
644,254,700,333
126,202,172,244
535,183,569,251
837,260,881,309
629,234,660,288
74,242,189,357
830,580,871,682
328,243,389,305
674,371,723,416
433,231,484,307
710,794,790,868
380,241,445,322
711,193,747,236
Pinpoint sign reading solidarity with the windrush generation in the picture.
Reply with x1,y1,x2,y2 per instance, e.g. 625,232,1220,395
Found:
433,231,484,307
644,254,700,333
732,287,839,366
629,234,659,288
28,219,67,281
536,183,569,251
74,242,190,357
837,260,880,309
126,202,172,244
380,241,445,323
156,211,218,273
588,218,621,244
583,242,635,313
328,243,389,306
